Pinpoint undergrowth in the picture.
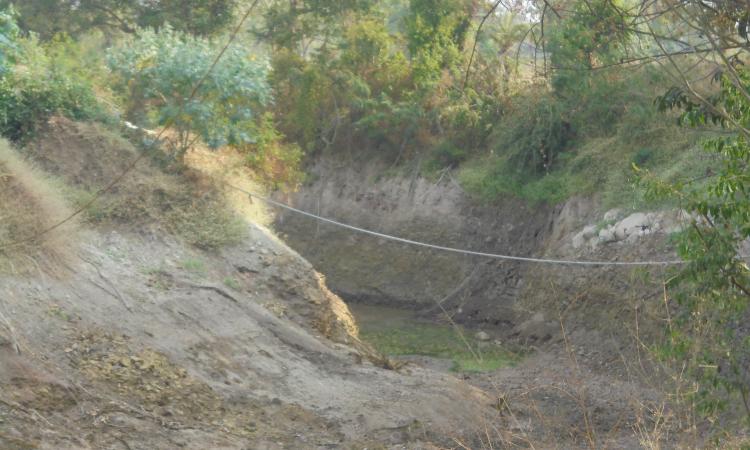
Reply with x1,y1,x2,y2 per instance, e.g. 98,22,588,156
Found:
28,117,246,251
457,112,708,207
0,139,76,272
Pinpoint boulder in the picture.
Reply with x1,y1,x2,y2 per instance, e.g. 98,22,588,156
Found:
613,213,651,241
603,208,622,222
474,331,491,341
572,231,586,249
598,226,617,244
581,224,598,240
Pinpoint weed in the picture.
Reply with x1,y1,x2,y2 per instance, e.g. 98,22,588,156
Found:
47,304,73,322
181,258,206,276
223,277,241,290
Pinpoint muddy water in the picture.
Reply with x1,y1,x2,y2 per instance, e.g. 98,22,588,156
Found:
348,303,518,373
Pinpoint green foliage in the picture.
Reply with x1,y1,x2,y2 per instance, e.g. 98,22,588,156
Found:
264,0,488,164
1,0,236,38
261,0,374,50
405,0,472,85
547,0,632,95
0,15,102,143
243,112,304,190
0,7,18,75
426,139,466,170
642,68,750,421
631,148,654,167
108,27,272,159
493,90,572,174
457,64,700,206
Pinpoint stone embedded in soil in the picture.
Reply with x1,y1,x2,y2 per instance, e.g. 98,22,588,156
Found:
475,331,491,341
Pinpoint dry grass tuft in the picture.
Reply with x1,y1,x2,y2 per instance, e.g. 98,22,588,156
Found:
25,117,246,250
0,140,78,273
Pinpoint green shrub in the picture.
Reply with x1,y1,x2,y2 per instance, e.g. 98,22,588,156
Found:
426,140,467,170
489,91,572,175
0,25,104,143
632,147,655,167
0,72,100,142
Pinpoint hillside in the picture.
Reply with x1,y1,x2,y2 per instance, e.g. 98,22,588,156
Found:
0,120,499,449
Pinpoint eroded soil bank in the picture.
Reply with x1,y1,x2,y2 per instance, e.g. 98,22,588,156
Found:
1,227,501,449
274,158,673,349
274,156,698,448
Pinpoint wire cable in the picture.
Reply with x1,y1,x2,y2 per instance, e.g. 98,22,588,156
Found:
223,182,686,267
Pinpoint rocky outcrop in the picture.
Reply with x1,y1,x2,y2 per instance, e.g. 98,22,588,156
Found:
570,208,692,250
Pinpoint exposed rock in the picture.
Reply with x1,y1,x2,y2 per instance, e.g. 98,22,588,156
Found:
511,313,558,343
581,224,598,240
572,231,587,249
613,212,654,241
598,227,617,244
603,208,622,222
549,196,596,243
475,331,491,341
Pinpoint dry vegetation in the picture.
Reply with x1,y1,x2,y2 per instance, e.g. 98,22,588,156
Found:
0,139,78,274
23,117,246,251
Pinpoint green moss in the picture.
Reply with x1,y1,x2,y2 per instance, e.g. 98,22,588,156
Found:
360,322,518,373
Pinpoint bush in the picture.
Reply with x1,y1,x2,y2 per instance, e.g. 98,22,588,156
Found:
0,24,104,143
490,91,573,175
243,112,303,190
0,71,100,142
426,140,467,171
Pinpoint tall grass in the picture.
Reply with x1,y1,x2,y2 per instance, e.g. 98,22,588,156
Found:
0,139,77,273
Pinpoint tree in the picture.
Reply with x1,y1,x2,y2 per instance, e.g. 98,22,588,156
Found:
634,0,750,421
0,0,237,38
108,27,272,160
0,7,18,75
545,0,632,95
405,0,474,85
260,0,373,53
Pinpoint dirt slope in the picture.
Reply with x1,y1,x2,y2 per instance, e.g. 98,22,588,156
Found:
1,225,497,449
0,119,501,449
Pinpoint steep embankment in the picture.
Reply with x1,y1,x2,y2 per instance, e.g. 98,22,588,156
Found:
274,156,680,357
2,228,496,449
0,119,500,449
275,158,551,327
